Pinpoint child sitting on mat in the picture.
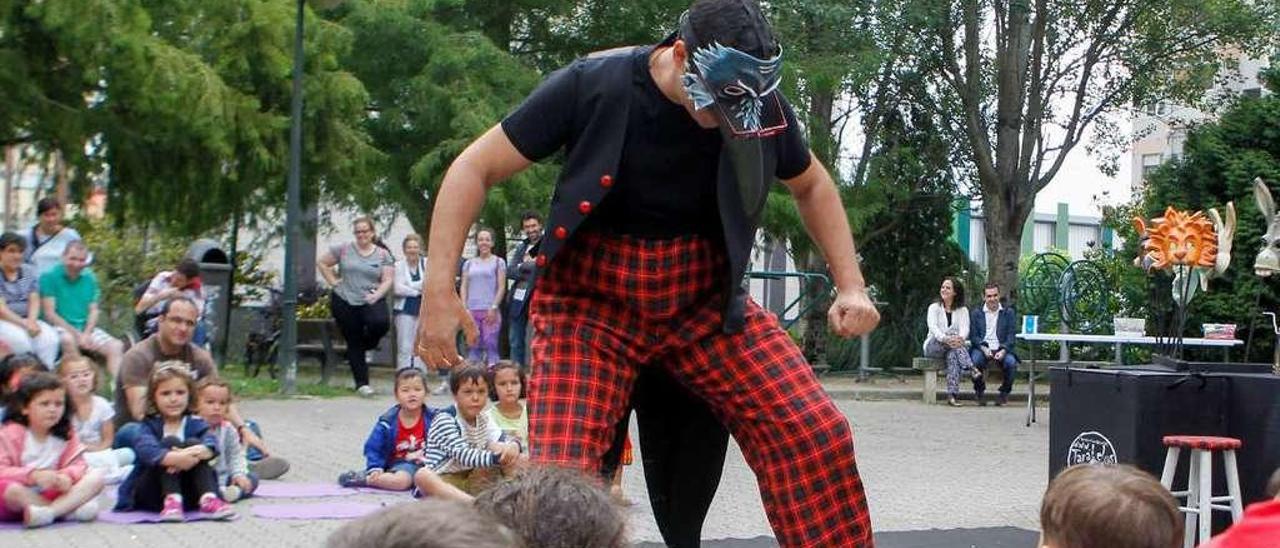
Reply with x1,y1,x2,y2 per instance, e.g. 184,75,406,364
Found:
195,377,259,502
338,368,437,491
0,372,105,527
1039,464,1180,548
412,363,519,502
483,361,527,454
59,356,134,483
114,361,234,521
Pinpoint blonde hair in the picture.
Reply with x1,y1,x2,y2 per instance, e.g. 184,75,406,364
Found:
57,355,102,393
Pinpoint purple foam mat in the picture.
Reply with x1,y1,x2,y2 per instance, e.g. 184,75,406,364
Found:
97,510,238,524
251,501,391,520
254,481,403,498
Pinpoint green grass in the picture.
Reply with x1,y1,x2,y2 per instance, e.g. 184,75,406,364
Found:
219,364,353,400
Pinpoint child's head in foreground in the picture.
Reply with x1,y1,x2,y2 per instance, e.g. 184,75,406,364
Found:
1040,464,1181,548
325,498,519,548
475,466,627,548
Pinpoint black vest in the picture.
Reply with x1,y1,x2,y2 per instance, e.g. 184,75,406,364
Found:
531,46,780,333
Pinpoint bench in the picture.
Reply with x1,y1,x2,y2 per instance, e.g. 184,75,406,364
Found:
297,319,347,385
910,356,1106,404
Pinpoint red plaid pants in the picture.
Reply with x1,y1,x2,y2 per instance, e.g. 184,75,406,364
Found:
528,231,874,547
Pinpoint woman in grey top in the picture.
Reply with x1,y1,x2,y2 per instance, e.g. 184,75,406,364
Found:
317,217,395,396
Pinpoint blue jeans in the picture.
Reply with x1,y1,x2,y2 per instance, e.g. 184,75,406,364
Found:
968,348,1018,396
508,312,529,366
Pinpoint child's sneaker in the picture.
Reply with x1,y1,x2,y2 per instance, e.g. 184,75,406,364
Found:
199,494,236,520
159,494,184,522
222,484,243,503
23,505,55,528
337,469,367,488
71,498,100,522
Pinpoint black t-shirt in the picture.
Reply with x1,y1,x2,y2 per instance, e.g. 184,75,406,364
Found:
502,47,812,238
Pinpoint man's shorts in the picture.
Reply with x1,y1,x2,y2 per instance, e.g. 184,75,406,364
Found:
55,326,119,349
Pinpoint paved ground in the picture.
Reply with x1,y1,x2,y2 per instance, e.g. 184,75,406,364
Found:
5,383,1050,547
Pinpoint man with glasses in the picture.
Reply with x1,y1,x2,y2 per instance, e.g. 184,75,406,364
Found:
113,296,289,479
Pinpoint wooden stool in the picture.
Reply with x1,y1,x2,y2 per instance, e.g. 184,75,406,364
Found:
1158,435,1245,548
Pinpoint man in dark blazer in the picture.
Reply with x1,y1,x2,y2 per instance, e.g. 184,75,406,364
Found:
968,282,1019,406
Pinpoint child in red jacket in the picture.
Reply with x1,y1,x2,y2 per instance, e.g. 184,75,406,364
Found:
0,371,105,527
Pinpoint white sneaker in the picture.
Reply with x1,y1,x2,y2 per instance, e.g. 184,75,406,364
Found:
24,505,55,528
356,385,375,397
71,498,99,522
432,380,448,395
223,484,243,503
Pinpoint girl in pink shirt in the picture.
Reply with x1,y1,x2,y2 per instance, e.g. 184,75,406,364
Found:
0,371,104,527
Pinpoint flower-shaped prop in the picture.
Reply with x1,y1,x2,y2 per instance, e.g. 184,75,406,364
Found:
1133,204,1236,307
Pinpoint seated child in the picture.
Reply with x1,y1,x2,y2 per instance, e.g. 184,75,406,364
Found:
326,498,519,548
59,356,135,483
0,353,42,422
484,361,527,454
0,371,105,527
413,363,519,502
1039,464,1180,548
338,368,437,491
114,361,234,521
195,377,261,502
1199,466,1280,548
475,466,628,548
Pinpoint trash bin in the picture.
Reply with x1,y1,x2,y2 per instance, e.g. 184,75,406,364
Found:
186,239,232,360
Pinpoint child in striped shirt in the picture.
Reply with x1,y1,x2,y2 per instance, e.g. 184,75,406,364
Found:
413,363,519,502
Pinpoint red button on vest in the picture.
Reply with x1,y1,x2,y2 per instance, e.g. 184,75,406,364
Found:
578,201,592,215
599,175,613,188
536,255,547,267
554,226,568,239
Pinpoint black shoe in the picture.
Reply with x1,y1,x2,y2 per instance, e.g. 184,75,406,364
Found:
996,394,1008,406
976,394,987,407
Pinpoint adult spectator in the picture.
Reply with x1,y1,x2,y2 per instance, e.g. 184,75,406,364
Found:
0,232,65,368
393,234,426,371
113,296,284,478
505,211,541,367
459,227,505,367
113,297,217,428
967,282,1018,406
922,276,975,407
318,216,394,397
24,197,83,276
39,241,123,378
133,258,206,343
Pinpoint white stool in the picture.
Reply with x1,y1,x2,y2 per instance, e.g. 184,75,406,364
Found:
1158,435,1245,548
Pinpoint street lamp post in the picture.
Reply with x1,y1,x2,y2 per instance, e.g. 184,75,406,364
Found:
280,0,344,395
280,0,307,394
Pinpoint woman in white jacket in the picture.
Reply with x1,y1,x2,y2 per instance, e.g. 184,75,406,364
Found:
923,276,979,406
393,234,427,371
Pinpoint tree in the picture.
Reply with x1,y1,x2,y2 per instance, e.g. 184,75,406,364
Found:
910,0,1278,301
1135,66,1280,362
333,0,555,251
0,0,381,235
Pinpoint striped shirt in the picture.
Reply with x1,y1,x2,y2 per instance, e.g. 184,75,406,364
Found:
0,264,38,317
424,407,501,473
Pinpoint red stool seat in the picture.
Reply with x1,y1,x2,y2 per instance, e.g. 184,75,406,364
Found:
1162,435,1242,451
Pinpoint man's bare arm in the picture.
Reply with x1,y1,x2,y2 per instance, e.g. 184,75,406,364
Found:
781,152,867,293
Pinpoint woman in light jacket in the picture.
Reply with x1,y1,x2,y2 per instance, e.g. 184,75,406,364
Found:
923,276,979,406
393,234,426,371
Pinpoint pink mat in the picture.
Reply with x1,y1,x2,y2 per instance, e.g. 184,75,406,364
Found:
251,501,389,520
253,481,403,498
0,520,73,530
